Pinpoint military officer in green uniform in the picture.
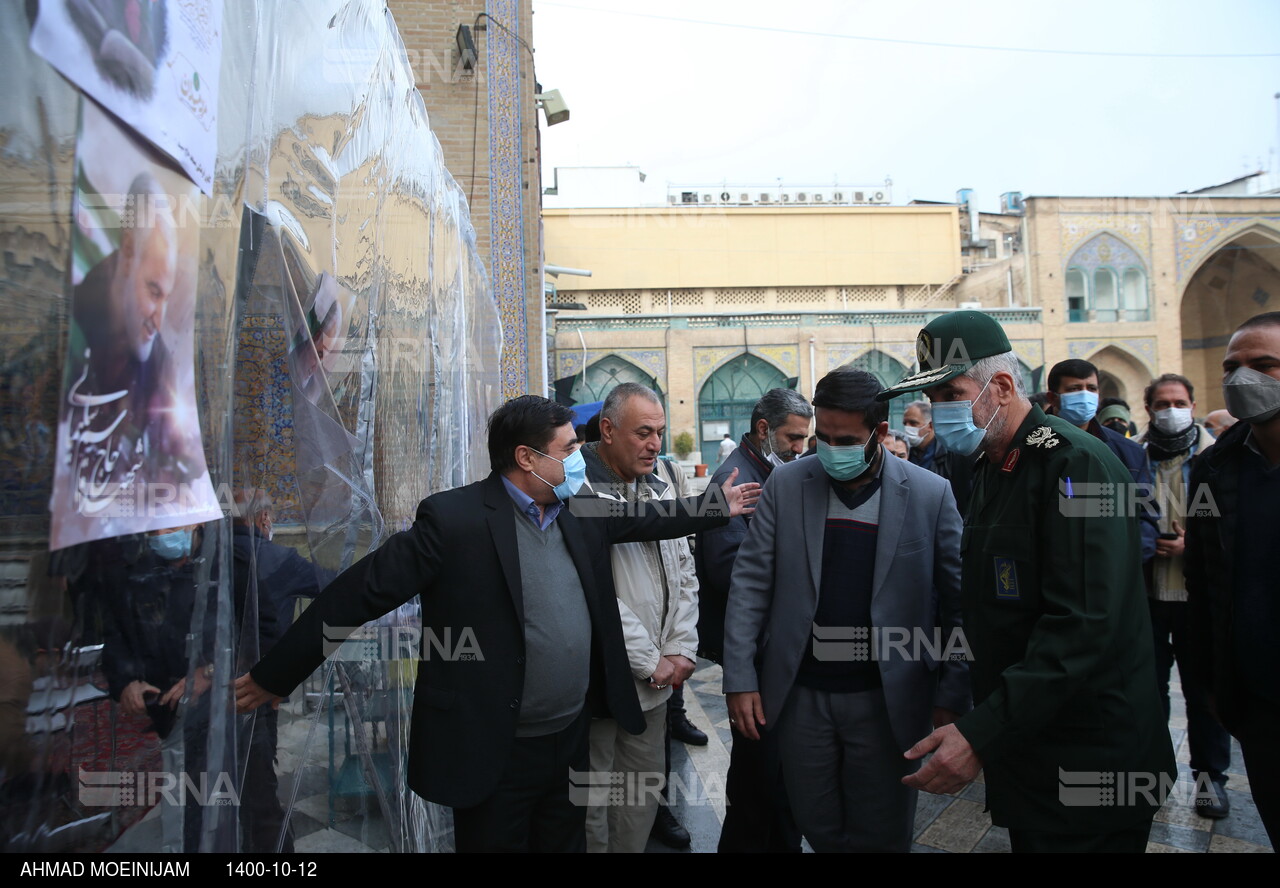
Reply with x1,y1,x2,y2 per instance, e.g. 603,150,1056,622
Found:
878,310,1174,852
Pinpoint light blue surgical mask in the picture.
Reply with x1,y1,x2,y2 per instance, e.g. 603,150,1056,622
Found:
1057,390,1099,426
148,528,192,561
933,378,1001,457
817,438,877,482
531,447,587,500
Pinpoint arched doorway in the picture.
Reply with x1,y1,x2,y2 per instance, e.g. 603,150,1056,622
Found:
569,355,664,420
1180,225,1280,413
840,350,909,430
1088,344,1151,409
697,354,789,464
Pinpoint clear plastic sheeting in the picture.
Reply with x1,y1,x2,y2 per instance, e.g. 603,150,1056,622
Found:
0,0,501,853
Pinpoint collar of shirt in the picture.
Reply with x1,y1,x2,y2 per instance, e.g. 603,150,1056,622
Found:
500,475,562,531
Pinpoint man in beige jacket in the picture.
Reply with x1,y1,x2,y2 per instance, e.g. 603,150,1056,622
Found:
580,383,700,853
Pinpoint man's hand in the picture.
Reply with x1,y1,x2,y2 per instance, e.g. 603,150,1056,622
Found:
664,655,696,685
726,691,766,741
648,657,677,689
234,672,283,714
902,723,981,794
1155,520,1185,558
120,680,161,717
721,468,761,518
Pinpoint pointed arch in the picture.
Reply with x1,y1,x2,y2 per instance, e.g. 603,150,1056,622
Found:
840,349,909,429
570,354,663,408
697,353,790,464
1179,223,1280,413
1065,232,1150,323
1086,344,1152,407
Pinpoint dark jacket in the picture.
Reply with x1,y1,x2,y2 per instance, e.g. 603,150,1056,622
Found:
231,524,336,659
1184,419,1257,735
1090,421,1159,563
251,472,728,809
912,434,975,518
694,435,772,664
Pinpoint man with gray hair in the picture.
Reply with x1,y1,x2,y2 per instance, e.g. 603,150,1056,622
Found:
877,310,1173,852
579,382,702,852
697,387,811,852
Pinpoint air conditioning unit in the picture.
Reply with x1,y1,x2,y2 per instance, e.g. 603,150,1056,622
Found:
854,191,864,201
720,191,732,202
781,194,790,202
668,195,678,204
874,191,885,201
703,194,713,203
759,193,770,203
740,193,750,202
813,193,823,202
681,191,697,204
796,192,807,202
833,192,844,201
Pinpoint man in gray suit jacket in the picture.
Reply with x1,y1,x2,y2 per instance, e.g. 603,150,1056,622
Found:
724,368,969,852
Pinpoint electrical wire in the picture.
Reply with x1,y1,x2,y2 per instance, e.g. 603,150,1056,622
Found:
537,1,1280,59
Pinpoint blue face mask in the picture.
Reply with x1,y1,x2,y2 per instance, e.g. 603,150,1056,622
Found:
817,438,877,482
531,447,587,500
932,378,1002,457
148,528,192,561
1057,390,1098,426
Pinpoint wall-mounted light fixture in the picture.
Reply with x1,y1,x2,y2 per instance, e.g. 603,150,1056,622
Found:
455,24,477,73
536,89,570,126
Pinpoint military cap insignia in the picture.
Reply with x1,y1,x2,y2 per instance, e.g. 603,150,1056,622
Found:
917,330,935,369
1025,426,1060,449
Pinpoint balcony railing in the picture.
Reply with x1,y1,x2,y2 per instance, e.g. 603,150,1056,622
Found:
554,307,1043,332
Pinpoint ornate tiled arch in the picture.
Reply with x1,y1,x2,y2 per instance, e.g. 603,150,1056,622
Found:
1066,337,1157,376
693,346,795,389
1173,216,1280,282
557,349,667,385
825,342,914,371
1061,214,1152,264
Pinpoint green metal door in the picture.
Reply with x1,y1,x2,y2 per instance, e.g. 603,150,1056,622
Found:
697,354,788,465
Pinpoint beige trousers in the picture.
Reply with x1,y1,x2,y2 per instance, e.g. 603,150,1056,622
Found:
584,704,668,853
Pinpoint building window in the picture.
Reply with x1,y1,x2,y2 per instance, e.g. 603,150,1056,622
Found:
1066,268,1088,323
1064,233,1150,323
1122,267,1149,321
1093,267,1118,322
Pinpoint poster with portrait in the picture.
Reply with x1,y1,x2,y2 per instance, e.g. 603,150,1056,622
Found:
49,100,221,551
30,0,222,195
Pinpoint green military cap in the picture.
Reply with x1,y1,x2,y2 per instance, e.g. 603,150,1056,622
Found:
876,309,1013,401
1097,403,1130,425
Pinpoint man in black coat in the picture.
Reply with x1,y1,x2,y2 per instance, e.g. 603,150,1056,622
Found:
1185,311,1280,845
235,396,757,852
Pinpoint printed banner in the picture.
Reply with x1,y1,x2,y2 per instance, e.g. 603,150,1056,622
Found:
31,0,222,194
50,101,221,550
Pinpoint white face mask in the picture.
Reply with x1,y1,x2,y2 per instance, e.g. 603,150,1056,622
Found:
1152,407,1193,435
902,426,926,448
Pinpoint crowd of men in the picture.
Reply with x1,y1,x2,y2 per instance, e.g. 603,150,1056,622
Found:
232,308,1280,854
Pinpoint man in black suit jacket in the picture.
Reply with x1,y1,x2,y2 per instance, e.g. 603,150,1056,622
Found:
235,396,757,852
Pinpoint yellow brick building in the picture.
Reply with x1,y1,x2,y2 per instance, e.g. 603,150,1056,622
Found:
547,190,1280,464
